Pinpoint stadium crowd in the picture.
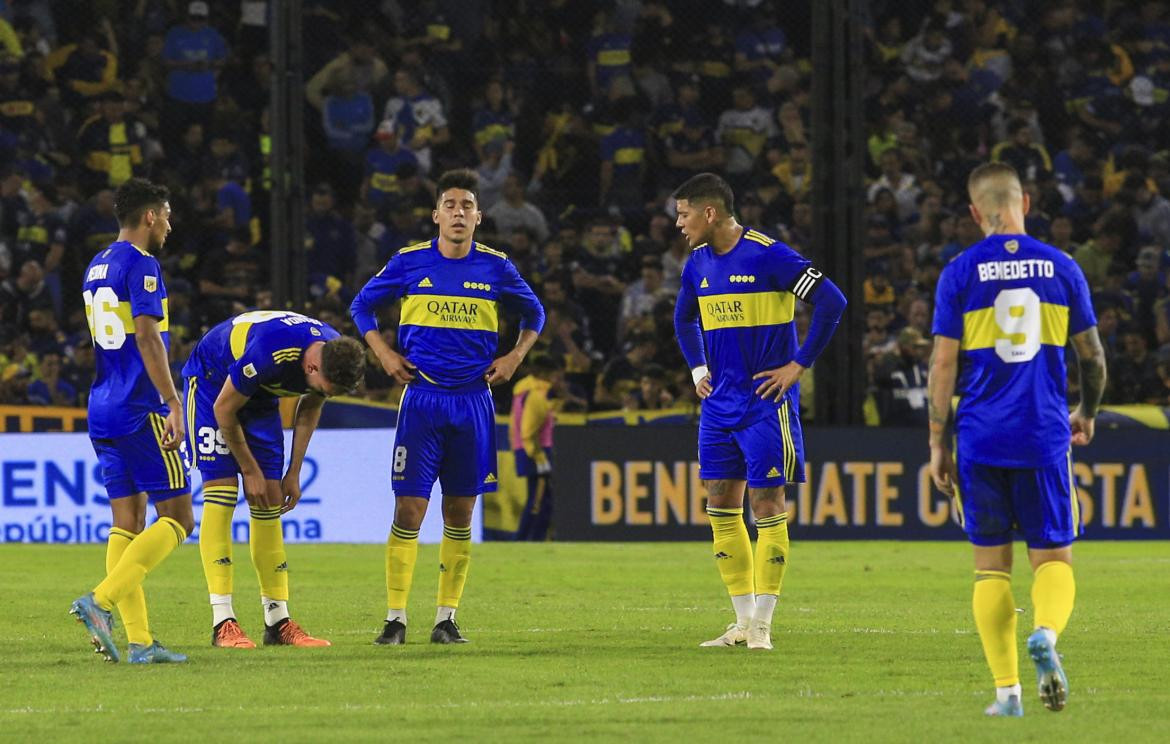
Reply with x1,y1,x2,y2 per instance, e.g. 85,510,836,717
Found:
2,0,1170,425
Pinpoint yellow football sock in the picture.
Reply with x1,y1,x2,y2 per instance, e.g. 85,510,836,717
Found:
437,525,472,608
249,506,288,601
707,507,754,597
93,517,187,612
105,527,152,645
199,487,238,596
754,512,790,596
386,523,420,609
1032,560,1075,636
973,570,1018,687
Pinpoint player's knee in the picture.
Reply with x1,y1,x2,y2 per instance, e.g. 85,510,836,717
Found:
750,486,787,516
393,496,428,530
441,496,475,528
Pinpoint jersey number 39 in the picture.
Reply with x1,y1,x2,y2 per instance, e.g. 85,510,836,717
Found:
993,288,1041,364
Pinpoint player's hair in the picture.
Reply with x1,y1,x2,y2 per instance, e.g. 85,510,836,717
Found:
114,178,169,226
435,168,479,206
672,173,734,215
320,336,366,394
967,162,1021,204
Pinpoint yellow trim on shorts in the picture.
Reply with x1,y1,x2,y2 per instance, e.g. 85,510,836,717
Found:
149,412,185,490
1067,449,1079,528
778,402,796,481
186,378,197,459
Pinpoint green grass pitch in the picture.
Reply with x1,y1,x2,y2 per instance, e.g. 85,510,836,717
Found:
1,541,1168,741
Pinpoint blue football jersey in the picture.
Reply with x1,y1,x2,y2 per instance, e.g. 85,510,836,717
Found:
83,240,171,438
675,227,814,429
349,239,545,388
182,311,340,403
933,234,1097,467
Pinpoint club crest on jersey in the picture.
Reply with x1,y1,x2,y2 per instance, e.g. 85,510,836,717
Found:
243,363,257,378
310,327,321,336
144,275,158,292
1005,239,1019,254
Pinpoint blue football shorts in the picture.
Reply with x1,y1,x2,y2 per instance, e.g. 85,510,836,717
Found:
698,399,805,488
184,375,285,482
91,412,190,502
391,383,497,498
955,451,1081,549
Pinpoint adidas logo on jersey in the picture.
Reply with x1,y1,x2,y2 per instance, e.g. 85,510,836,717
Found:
700,278,709,288
418,277,434,288
483,473,497,484
766,466,781,478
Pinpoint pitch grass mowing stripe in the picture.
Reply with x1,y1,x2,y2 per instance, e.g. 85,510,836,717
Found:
1,541,1168,742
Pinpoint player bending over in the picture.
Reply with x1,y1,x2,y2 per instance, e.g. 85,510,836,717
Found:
183,311,365,648
71,178,194,664
928,162,1106,716
350,168,545,645
672,173,846,650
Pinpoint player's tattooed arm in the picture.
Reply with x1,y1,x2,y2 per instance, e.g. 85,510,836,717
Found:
927,336,960,449
1071,327,1107,417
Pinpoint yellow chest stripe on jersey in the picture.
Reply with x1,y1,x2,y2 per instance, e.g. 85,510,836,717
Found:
111,297,170,333
698,291,794,330
961,302,1069,350
400,294,499,332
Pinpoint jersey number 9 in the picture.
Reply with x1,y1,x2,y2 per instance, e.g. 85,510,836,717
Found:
993,288,1041,364
83,287,127,350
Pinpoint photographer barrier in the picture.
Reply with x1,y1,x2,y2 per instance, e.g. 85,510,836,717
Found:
0,429,481,544
555,426,1168,541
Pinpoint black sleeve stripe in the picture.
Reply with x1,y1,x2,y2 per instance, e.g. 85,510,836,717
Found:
791,267,824,300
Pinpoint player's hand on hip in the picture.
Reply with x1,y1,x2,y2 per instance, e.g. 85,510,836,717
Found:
241,470,270,507
485,351,521,385
753,361,804,401
1070,408,1095,446
694,373,712,400
280,470,302,514
162,403,185,450
929,445,957,495
379,349,417,385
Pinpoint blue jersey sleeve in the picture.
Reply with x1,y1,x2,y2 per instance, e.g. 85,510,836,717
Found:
497,258,546,333
932,262,963,339
762,243,812,295
349,252,409,336
1066,260,1097,335
673,261,706,370
125,254,165,319
228,340,278,398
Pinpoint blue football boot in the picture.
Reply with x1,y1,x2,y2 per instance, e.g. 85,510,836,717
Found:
1027,629,1068,711
128,640,188,664
69,593,120,663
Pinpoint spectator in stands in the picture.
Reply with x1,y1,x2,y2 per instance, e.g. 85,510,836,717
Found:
472,78,516,162
69,188,119,258
361,120,419,213
868,148,921,221
198,227,264,324
305,30,388,113
716,84,775,187
1124,173,1170,249
1124,245,1168,338
595,332,658,409
900,18,951,82
992,118,1053,182
1049,214,1079,255
663,110,723,188
27,350,76,406
1062,174,1108,240
475,137,513,211
0,259,53,330
770,140,812,200
51,24,118,110
487,173,549,242
599,97,646,208
1109,327,1162,403
1075,212,1129,287
618,254,670,342
305,182,356,296
872,326,930,426
381,66,449,175
161,1,228,144
635,362,675,410
321,69,376,157
76,90,147,194
571,218,629,355
586,9,633,101
25,306,63,355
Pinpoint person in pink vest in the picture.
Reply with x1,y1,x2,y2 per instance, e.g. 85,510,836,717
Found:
509,354,561,540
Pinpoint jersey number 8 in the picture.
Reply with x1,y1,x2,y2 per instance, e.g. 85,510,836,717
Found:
993,288,1041,364
82,287,127,350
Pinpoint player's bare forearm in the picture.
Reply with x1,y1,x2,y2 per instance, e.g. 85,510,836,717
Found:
287,393,325,474
927,336,959,449
133,315,179,406
510,328,540,360
1072,327,1107,417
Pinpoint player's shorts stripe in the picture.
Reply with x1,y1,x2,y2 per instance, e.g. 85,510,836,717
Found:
951,457,965,529
1067,450,1079,529
960,302,1069,350
149,413,182,489
186,378,197,458
778,403,796,481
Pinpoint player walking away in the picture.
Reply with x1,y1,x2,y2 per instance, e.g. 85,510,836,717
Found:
350,168,545,645
70,178,194,664
183,311,365,649
928,162,1106,716
672,173,846,651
